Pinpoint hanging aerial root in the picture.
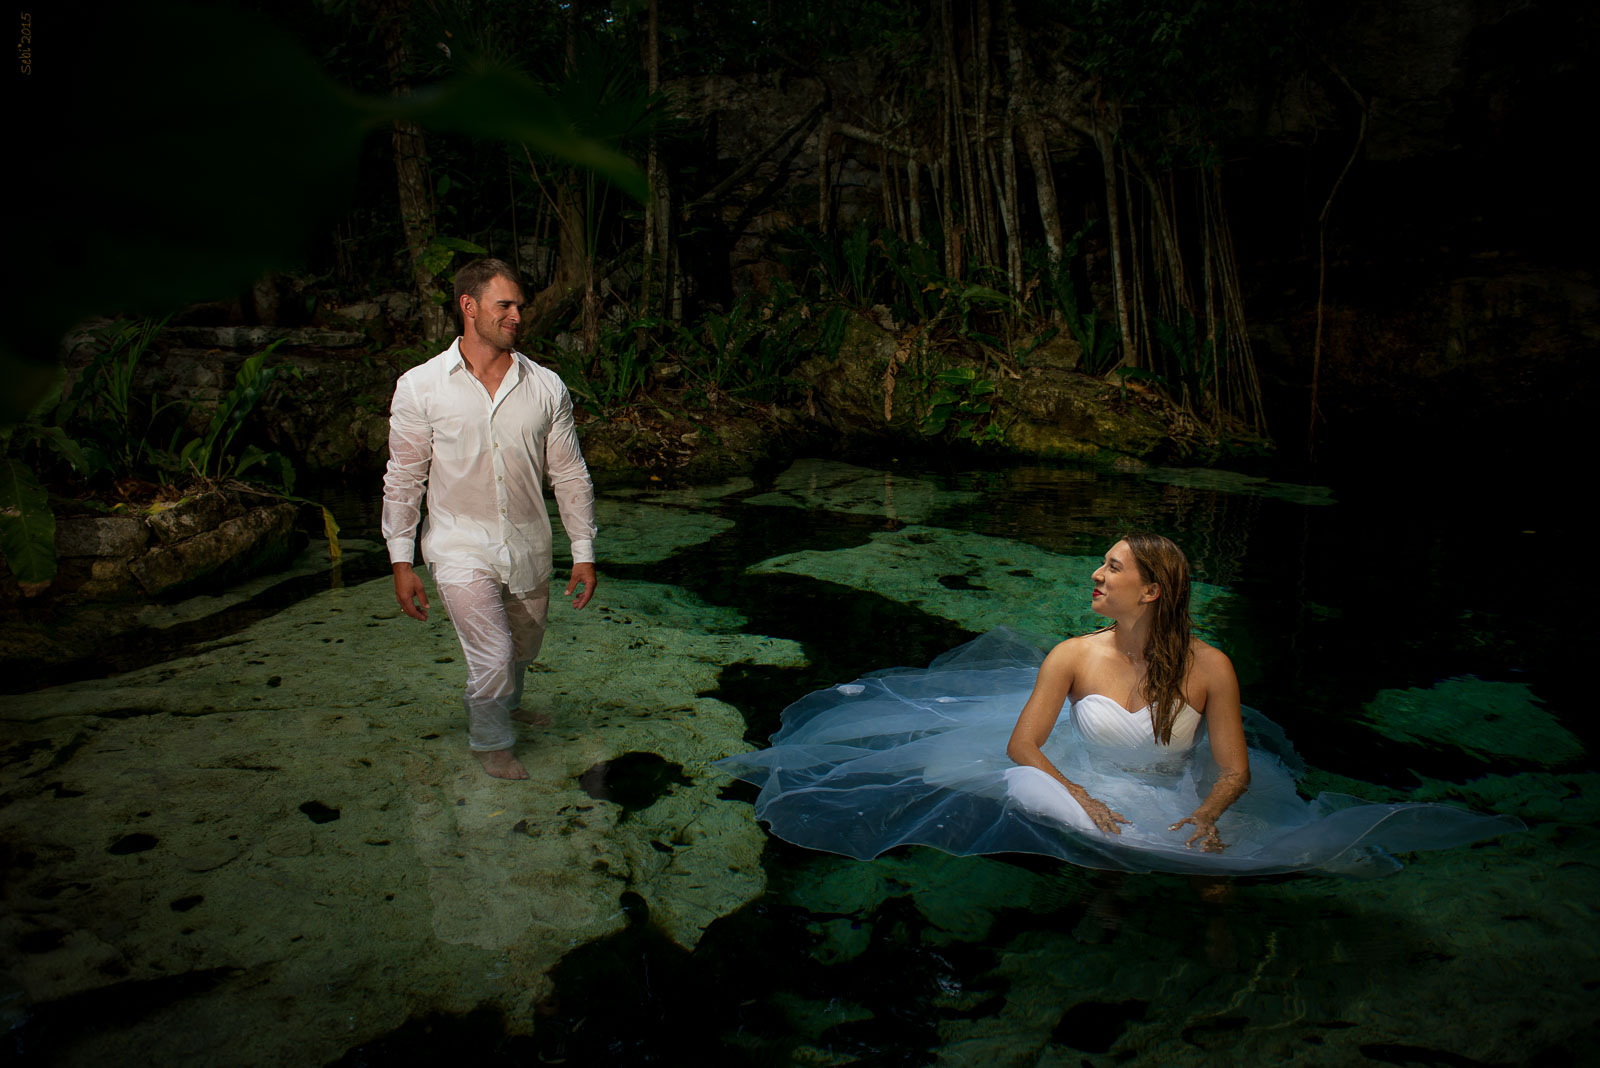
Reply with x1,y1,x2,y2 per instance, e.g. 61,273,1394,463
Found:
881,324,926,422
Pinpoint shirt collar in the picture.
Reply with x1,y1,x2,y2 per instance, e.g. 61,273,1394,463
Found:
444,337,467,372
445,338,525,382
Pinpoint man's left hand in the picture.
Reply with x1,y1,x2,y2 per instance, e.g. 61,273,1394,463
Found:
566,562,597,609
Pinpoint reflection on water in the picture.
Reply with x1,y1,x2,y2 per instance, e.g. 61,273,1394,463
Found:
2,458,1591,1066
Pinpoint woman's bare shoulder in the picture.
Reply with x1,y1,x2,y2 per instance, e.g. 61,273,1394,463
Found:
1188,638,1240,698
1050,630,1110,658
1039,632,1100,674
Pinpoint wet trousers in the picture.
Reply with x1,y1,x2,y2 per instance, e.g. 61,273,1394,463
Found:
434,568,550,751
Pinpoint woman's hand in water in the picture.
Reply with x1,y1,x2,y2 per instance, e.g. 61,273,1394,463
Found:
1075,792,1131,835
1171,813,1226,853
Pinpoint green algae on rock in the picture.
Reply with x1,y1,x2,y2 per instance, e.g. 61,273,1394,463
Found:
748,524,1232,641
549,496,734,567
1355,677,1582,766
783,849,1078,949
1141,466,1337,506
742,458,979,524
0,569,804,1067
609,476,756,508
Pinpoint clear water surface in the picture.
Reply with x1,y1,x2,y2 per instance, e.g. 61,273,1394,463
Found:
2,458,1592,1067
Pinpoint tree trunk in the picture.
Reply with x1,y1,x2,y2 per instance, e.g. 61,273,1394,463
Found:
883,152,902,237
1020,118,1061,264
640,0,664,321
942,0,978,279
1206,169,1265,432
997,11,1023,292
972,0,998,271
521,177,589,340
372,0,448,340
1095,120,1135,370
907,156,923,245
1121,156,1148,372
992,141,1022,292
818,116,832,235
934,6,955,276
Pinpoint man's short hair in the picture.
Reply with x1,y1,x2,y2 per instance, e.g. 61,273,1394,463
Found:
453,258,522,324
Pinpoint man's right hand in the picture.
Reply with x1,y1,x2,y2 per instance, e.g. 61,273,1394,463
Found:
393,563,429,621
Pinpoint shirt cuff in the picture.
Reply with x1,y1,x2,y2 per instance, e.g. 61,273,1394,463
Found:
387,537,417,565
568,539,595,565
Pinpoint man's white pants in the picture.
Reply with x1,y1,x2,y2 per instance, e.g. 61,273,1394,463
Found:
433,568,550,752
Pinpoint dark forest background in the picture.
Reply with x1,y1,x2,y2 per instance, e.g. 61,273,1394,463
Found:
12,0,1597,494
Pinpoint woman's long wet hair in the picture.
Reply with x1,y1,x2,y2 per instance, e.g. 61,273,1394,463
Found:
1123,532,1194,744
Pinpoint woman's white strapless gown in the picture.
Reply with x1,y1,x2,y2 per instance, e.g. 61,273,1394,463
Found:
715,630,1524,877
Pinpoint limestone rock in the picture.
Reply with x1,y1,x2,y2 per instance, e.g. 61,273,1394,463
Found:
0,567,802,1067
145,492,239,544
999,368,1168,457
53,517,148,558
163,326,368,350
792,314,907,436
1357,677,1584,766
1020,330,1082,371
334,302,382,321
749,523,1233,640
129,503,297,595
742,458,978,524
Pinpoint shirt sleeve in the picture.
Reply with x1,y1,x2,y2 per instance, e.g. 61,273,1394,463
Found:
380,374,432,565
544,381,597,565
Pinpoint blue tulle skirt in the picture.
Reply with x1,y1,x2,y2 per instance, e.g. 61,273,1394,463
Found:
716,630,1525,877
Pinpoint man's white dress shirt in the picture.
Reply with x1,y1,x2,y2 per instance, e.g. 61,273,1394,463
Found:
382,339,596,593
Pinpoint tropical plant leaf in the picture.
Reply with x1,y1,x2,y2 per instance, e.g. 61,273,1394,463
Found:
323,507,342,562
418,235,492,278
958,285,1012,305
0,459,57,583
385,66,648,202
26,425,92,475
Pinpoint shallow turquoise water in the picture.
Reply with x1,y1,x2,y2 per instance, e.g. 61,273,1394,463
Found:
5,458,1592,1066
535,460,1590,1065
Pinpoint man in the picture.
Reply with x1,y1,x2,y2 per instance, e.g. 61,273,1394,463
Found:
382,258,597,779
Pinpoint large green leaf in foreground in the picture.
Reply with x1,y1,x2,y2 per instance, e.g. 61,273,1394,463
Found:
0,460,57,584
8,4,647,423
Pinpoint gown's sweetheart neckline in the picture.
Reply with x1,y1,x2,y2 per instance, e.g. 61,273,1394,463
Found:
1074,692,1201,716
1072,693,1203,751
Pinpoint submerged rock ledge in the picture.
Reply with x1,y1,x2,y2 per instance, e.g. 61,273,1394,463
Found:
0,571,802,1066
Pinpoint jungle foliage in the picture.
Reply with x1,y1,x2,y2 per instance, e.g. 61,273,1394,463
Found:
0,321,317,584
289,0,1295,435
15,0,1330,539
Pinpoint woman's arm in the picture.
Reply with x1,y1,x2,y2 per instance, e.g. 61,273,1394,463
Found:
1170,645,1250,852
1007,641,1130,834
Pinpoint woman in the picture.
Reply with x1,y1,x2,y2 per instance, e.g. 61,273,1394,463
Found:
1006,533,1249,853
717,535,1521,877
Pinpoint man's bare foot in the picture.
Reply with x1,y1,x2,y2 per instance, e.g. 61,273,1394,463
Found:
474,749,529,780
510,709,552,728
